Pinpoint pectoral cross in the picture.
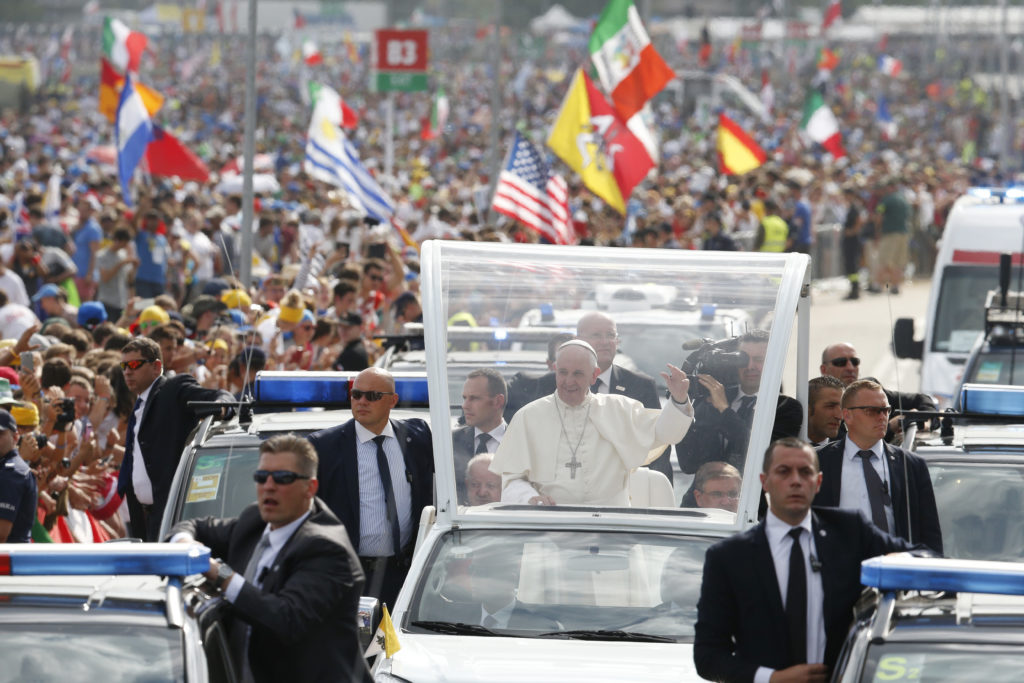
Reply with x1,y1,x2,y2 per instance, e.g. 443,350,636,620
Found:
565,454,582,479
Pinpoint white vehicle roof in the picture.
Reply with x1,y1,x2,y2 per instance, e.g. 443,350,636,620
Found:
940,193,1024,255
419,241,810,533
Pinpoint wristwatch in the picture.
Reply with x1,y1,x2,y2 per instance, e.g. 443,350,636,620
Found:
215,562,235,591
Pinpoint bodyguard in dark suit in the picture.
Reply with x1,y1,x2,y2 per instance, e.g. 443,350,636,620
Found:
117,337,234,541
814,379,943,554
694,438,927,683
308,367,433,610
171,434,370,683
452,368,506,504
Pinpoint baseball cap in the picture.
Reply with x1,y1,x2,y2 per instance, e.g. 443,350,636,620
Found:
0,366,19,386
139,305,171,327
31,283,62,302
10,403,38,427
191,295,227,316
221,289,252,309
0,410,17,433
78,301,108,329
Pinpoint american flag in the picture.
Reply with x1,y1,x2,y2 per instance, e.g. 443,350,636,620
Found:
491,132,572,245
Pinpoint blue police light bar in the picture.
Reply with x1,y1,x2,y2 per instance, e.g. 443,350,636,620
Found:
966,187,1024,203
959,383,1024,416
861,555,1024,596
0,543,211,577
253,371,430,405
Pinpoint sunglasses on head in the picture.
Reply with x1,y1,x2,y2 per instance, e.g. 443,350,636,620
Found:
350,389,395,402
829,357,861,368
847,405,892,417
253,469,310,485
120,359,156,371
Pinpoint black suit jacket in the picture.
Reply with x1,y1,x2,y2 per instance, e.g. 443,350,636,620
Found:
814,438,943,554
119,374,234,538
452,424,476,504
503,363,674,480
678,387,803,474
694,507,922,683
307,417,434,554
171,499,371,682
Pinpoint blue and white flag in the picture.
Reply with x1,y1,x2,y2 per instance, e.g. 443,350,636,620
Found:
876,95,897,140
115,73,154,206
304,92,394,222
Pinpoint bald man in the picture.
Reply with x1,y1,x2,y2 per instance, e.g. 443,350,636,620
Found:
490,340,693,506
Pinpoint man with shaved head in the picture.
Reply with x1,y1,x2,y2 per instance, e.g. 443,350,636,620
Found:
307,367,434,609
490,340,694,506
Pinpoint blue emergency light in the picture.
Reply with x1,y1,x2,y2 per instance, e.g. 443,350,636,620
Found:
861,555,1024,596
966,187,1024,203
959,384,1024,416
253,371,430,405
0,543,211,577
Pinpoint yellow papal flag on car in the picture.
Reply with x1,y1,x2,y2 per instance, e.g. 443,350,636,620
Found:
365,604,402,659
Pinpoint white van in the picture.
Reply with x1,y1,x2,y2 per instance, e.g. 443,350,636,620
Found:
894,188,1024,407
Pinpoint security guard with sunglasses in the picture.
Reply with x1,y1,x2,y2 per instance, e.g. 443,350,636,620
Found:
170,434,372,683
813,379,943,553
307,367,434,610
117,337,234,541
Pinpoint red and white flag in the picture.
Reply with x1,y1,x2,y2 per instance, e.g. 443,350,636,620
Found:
822,0,841,32
303,40,323,66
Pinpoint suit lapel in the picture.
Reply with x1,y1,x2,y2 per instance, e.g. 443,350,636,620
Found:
753,522,786,622
884,442,907,537
811,512,835,627
140,375,166,427
608,366,623,395
342,421,360,531
821,441,843,505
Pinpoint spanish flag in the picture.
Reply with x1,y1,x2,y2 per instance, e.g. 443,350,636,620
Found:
546,69,653,215
99,58,163,123
717,113,766,176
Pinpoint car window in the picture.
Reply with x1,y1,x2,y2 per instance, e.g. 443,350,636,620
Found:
860,643,1024,682
932,265,1004,353
929,462,1024,560
406,529,713,641
0,623,184,682
966,351,1024,386
180,448,261,523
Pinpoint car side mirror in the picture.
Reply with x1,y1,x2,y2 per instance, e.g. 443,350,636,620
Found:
893,318,923,359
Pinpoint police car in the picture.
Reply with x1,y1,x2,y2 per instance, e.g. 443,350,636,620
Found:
371,241,813,681
0,543,230,681
833,554,1024,681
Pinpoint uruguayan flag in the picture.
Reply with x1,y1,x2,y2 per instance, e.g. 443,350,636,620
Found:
304,94,394,222
115,73,154,206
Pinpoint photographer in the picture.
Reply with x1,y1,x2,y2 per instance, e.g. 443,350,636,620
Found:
677,330,802,479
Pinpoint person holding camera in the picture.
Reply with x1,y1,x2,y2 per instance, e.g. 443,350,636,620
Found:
677,330,803,478
0,408,37,542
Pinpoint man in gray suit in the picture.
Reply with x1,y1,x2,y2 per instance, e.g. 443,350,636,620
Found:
452,368,507,504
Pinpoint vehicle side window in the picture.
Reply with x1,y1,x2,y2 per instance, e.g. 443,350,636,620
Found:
203,620,236,683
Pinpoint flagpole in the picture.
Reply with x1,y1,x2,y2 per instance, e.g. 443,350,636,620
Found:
485,0,503,223
385,93,394,178
239,0,257,288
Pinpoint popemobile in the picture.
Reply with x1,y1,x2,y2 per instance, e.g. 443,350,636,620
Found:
372,241,813,682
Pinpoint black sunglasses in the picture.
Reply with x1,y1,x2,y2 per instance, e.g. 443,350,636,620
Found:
829,357,861,368
847,405,893,417
350,389,395,402
253,469,310,485
120,359,156,371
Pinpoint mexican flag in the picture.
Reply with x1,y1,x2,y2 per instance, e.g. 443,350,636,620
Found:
546,69,653,214
588,0,674,123
102,17,147,74
801,90,846,158
421,87,449,141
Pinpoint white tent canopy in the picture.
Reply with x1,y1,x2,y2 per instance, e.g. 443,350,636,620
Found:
530,4,590,35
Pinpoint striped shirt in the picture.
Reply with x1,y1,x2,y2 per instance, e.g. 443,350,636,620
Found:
354,420,413,556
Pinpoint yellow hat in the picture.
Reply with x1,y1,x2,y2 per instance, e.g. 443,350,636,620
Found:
0,339,18,366
205,339,229,352
139,305,170,326
221,289,252,309
11,403,38,427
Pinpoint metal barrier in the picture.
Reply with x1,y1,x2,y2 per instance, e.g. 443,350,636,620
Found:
732,223,844,281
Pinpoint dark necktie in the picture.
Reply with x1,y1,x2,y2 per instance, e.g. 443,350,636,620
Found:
786,527,807,665
483,614,499,630
475,433,492,455
373,435,403,557
116,397,144,496
737,395,756,422
591,378,602,393
857,450,890,532
244,534,272,585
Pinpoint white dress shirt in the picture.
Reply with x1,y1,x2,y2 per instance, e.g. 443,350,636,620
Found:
755,510,826,683
839,438,896,532
473,422,506,452
131,381,156,505
354,420,413,556
730,390,758,412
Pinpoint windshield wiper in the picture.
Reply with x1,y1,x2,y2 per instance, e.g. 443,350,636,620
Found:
409,620,506,637
537,629,675,643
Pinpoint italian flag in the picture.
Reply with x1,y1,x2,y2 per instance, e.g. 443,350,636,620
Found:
307,82,358,129
102,17,147,74
717,113,766,175
801,90,846,158
421,87,449,141
588,0,674,123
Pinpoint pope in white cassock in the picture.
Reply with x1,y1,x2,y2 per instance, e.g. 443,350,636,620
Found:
490,340,694,506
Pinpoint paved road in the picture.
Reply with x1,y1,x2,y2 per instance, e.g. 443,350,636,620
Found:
784,278,931,395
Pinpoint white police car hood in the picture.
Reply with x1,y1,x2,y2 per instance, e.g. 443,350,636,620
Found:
379,634,699,682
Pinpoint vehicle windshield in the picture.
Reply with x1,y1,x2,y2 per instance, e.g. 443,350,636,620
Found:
964,349,1024,386
427,242,803,516
406,529,713,641
860,643,1024,682
929,462,1024,561
0,622,184,681
932,265,1011,353
179,447,261,523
